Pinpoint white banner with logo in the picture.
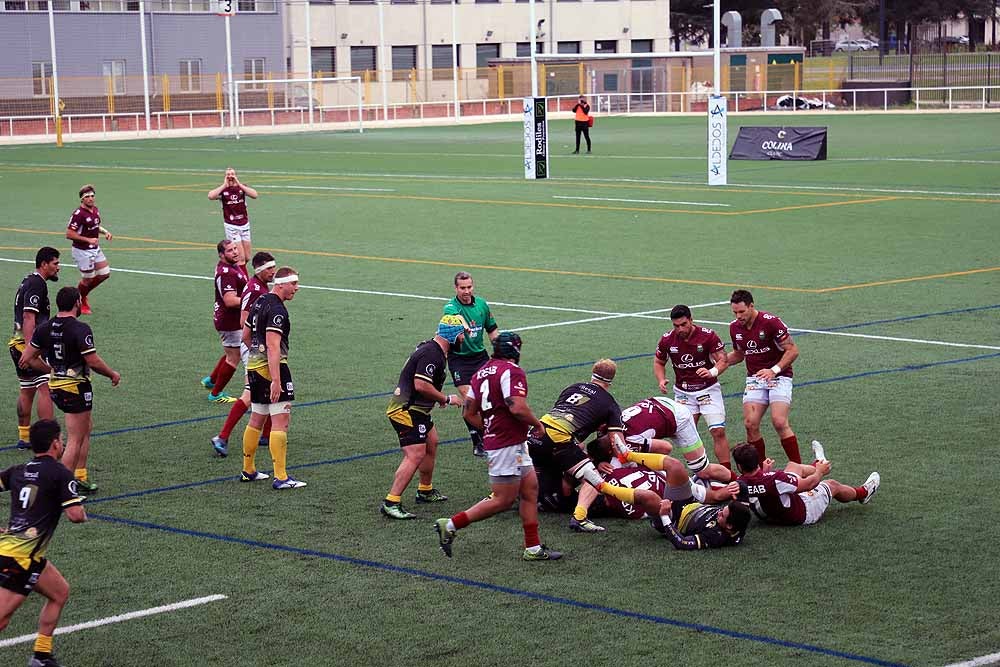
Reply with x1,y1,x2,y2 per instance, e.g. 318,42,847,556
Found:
707,95,728,186
523,97,548,180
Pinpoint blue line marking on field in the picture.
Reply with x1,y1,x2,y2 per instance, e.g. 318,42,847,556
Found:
81,350,1000,507
89,511,908,667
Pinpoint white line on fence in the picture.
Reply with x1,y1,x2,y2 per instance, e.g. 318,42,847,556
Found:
0,594,228,648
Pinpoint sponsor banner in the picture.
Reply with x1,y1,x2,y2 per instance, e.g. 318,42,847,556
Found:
523,97,548,179
707,95,727,186
730,126,828,160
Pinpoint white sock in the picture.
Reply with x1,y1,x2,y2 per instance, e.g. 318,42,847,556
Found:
525,544,541,554
446,519,456,533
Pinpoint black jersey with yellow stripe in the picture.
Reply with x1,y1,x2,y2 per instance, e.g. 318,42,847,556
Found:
0,456,82,567
10,272,50,348
29,316,95,391
246,293,290,373
540,382,624,443
387,339,446,417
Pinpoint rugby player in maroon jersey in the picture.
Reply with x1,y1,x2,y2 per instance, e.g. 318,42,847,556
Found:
65,185,112,316
208,168,258,268
733,441,880,526
654,304,733,469
202,240,247,403
726,290,802,463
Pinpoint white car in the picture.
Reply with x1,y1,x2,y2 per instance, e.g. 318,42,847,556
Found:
834,39,872,52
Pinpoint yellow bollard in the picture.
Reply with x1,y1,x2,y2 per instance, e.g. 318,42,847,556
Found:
539,63,546,97
162,73,171,112
107,76,115,115
267,72,274,110
578,62,584,94
216,72,223,111
498,65,505,99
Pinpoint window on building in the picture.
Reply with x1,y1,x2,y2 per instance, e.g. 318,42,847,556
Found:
631,39,653,53
431,44,458,80
595,40,617,53
179,59,201,92
32,62,53,97
475,42,499,78
429,0,452,4
391,45,417,81
557,41,580,54
603,72,618,91
244,57,265,89
515,41,544,56
102,60,126,94
391,0,415,4
237,0,254,9
311,47,335,76
348,0,375,4
4,0,27,8
351,46,377,81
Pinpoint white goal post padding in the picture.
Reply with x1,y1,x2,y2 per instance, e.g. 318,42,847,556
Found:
230,76,364,138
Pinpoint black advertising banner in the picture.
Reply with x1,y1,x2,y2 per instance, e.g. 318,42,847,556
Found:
729,126,828,160
533,98,548,179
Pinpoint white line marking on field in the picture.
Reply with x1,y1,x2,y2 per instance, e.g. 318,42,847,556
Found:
267,184,396,193
513,303,728,331
0,594,227,648
3,161,1000,198
552,195,731,207
943,651,1000,667
0,258,996,351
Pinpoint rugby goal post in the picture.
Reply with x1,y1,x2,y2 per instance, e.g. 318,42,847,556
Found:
230,76,364,139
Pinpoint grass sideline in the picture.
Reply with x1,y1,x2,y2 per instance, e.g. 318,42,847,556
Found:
0,113,997,666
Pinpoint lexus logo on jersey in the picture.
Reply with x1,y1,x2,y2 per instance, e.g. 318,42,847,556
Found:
747,340,758,349
681,354,694,362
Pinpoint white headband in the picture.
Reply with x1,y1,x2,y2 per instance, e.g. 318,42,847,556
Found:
254,260,276,274
273,274,299,285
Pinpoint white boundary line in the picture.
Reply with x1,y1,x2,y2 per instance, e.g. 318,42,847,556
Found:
943,651,1000,667
2,161,999,198
267,185,396,193
552,195,731,207
0,594,227,648
1,258,997,351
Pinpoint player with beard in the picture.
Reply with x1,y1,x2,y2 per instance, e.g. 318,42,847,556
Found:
10,247,60,449
202,240,247,403
65,185,112,315
208,168,258,268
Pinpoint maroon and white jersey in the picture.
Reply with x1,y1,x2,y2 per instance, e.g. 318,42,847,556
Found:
730,310,793,378
470,358,530,450
738,469,805,525
241,275,269,314
655,326,725,392
220,187,249,226
621,397,678,440
213,261,248,331
600,466,667,519
67,206,101,250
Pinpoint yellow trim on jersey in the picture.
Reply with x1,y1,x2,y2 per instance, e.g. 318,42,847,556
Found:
48,378,82,392
246,358,287,376
387,408,413,426
677,501,703,533
539,415,573,444
8,336,25,350
413,373,434,384
61,497,83,508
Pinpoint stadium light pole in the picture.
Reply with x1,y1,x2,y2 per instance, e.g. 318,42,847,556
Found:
707,0,727,186
305,0,314,126
378,0,389,122
139,0,151,132
46,0,62,146
713,0,721,95
225,13,235,132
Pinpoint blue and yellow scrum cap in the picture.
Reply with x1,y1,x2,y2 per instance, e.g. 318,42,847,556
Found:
437,314,468,343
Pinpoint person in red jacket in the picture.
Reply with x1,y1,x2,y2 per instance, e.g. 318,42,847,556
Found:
572,95,592,154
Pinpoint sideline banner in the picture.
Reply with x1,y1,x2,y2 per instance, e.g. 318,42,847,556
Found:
707,95,728,186
730,126,828,160
523,97,548,179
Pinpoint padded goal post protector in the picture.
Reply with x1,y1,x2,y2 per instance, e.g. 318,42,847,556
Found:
729,126,828,160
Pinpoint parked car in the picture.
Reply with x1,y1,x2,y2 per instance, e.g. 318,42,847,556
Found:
855,38,879,50
834,39,873,52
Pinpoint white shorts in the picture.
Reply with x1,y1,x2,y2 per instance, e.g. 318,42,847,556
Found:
486,441,533,480
71,246,107,276
743,375,794,406
625,401,703,455
224,222,251,243
218,329,242,348
673,384,726,430
251,400,291,416
801,481,832,525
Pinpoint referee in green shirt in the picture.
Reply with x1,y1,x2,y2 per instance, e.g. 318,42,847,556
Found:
443,272,499,457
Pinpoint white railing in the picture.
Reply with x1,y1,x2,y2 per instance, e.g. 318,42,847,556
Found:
3,84,999,142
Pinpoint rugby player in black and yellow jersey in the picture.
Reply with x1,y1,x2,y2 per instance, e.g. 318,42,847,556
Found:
380,315,466,520
241,266,304,490
20,287,120,495
9,247,60,450
0,419,86,667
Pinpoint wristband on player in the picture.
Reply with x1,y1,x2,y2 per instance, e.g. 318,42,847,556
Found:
770,364,782,374
708,367,719,378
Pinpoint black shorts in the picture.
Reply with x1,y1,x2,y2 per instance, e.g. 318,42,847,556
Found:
448,351,489,387
51,382,93,414
9,344,47,387
248,364,294,405
387,409,434,447
0,555,47,596
528,428,588,475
